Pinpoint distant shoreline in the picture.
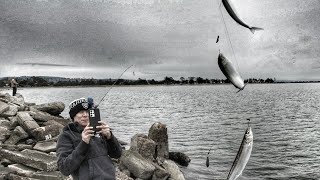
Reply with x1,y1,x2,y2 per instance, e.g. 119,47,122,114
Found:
0,81,319,90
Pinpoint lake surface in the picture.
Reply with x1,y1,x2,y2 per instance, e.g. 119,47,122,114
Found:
2,83,319,180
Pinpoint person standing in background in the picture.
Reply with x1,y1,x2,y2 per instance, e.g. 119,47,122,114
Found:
10,78,18,96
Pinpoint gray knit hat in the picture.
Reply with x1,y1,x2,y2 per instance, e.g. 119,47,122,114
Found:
69,98,89,120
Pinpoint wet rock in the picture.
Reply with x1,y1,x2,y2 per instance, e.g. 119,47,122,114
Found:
16,112,40,135
130,134,156,161
169,152,191,167
0,149,58,171
33,141,57,153
30,102,65,116
8,164,37,177
148,122,169,159
4,126,29,145
120,150,156,179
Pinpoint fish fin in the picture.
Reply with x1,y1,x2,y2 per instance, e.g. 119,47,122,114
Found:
250,27,264,34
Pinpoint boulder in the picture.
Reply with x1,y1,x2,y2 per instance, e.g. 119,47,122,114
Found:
16,112,40,135
120,150,156,179
30,102,65,116
148,122,169,159
130,134,156,161
1,105,19,117
169,152,191,167
6,173,39,180
162,160,185,180
8,116,19,130
4,126,29,145
31,124,62,141
8,164,37,177
0,127,11,142
151,163,170,180
0,165,14,179
0,118,11,129
0,101,9,114
0,149,58,172
31,171,71,180
0,144,33,151
33,142,57,153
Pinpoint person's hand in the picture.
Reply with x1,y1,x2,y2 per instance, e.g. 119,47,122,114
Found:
82,124,94,144
97,121,112,140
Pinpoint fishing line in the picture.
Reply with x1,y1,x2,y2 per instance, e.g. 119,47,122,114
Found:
96,64,134,108
217,0,241,73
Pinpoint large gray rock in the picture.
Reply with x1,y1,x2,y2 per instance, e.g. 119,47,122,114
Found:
162,160,185,180
0,118,11,129
8,164,37,177
8,116,19,130
130,134,156,161
28,109,67,126
0,127,11,142
169,152,191,167
33,142,57,153
16,112,40,135
151,163,170,180
31,124,62,141
0,144,33,151
31,171,71,180
4,126,29,145
120,150,156,180
0,149,58,172
1,105,19,117
0,101,9,114
30,102,65,116
7,173,39,180
0,165,14,179
148,122,169,159
0,93,25,111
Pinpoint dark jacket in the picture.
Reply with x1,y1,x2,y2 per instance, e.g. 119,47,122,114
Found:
56,122,122,180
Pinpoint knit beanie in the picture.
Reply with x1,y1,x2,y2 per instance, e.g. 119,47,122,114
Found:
69,98,89,120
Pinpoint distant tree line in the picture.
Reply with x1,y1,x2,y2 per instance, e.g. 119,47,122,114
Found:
0,76,279,88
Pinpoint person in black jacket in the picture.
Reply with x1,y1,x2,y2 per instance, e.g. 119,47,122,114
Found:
56,97,122,180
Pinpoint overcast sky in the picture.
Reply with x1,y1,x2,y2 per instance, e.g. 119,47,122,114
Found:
0,0,319,80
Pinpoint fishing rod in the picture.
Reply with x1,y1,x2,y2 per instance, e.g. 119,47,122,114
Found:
88,64,134,134
96,64,134,108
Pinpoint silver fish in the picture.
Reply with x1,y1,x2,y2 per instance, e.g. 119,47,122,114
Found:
218,53,245,92
227,126,253,180
222,0,263,34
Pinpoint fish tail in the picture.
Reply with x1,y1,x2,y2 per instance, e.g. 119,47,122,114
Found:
250,27,264,34
236,84,247,93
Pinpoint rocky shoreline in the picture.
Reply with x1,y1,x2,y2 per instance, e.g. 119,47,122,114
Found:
0,93,190,180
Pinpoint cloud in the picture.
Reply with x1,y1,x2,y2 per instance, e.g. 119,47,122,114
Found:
0,0,320,80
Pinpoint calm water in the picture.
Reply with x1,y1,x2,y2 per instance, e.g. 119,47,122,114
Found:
2,83,319,180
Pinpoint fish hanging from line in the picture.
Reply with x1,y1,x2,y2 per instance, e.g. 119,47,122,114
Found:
227,122,253,180
221,0,264,34
216,35,220,43
218,53,246,92
206,148,212,167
